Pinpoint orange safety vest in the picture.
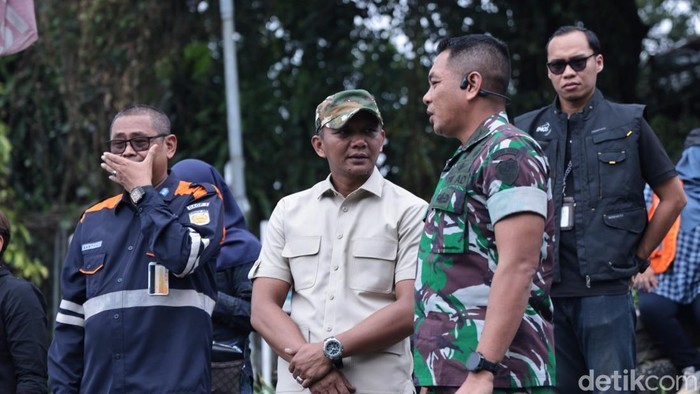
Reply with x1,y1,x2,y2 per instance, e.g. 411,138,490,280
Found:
647,192,681,274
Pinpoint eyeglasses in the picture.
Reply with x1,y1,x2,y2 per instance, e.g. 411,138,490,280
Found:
106,134,169,154
546,53,597,75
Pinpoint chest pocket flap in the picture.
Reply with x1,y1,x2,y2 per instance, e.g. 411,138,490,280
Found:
427,185,467,254
598,151,627,165
350,239,398,294
80,253,105,275
281,236,321,258
80,253,105,298
430,185,465,214
282,236,321,290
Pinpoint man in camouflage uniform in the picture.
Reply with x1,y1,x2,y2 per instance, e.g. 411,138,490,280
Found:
414,34,556,394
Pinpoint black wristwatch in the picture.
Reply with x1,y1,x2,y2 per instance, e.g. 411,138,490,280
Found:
633,254,650,273
322,337,344,369
466,351,499,374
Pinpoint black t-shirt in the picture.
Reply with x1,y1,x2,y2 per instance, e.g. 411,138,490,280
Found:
552,117,676,298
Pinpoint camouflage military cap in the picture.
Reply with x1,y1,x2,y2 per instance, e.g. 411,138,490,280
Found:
314,89,383,133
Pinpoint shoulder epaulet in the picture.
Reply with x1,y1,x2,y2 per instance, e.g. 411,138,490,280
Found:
80,194,123,222
174,180,221,200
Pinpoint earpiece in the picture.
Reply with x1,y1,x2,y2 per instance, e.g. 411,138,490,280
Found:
459,75,510,103
460,76,469,90
477,88,511,103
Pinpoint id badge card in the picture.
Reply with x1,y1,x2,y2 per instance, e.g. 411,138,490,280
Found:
148,262,169,295
560,196,575,231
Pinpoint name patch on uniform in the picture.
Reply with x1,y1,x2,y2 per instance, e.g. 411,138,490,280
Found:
187,202,210,211
81,241,103,251
189,210,211,225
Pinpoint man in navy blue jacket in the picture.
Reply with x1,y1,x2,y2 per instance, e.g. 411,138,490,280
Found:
48,105,224,393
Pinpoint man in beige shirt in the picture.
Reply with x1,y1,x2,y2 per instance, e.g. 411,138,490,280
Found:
250,89,427,393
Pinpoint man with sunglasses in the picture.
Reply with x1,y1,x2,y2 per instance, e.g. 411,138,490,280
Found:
48,104,224,393
516,26,686,393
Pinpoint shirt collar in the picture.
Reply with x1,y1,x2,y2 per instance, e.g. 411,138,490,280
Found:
460,111,510,152
314,166,384,200
554,88,603,119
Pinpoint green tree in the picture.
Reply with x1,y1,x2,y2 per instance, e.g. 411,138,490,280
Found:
0,0,696,289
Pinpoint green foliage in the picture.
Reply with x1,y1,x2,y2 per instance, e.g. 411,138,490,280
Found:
0,120,47,285
0,0,698,297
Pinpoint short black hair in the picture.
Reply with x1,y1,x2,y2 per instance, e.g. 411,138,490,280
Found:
546,26,601,54
436,34,511,96
110,104,171,136
0,210,10,262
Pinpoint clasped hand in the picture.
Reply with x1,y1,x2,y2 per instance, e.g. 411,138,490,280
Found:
285,343,355,393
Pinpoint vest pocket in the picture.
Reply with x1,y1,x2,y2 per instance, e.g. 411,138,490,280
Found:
602,206,646,274
597,150,630,198
282,236,320,290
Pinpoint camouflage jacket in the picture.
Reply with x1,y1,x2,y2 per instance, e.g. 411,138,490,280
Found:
413,112,556,388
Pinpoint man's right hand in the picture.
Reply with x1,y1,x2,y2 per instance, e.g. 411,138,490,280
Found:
309,369,356,394
285,342,332,386
634,269,658,292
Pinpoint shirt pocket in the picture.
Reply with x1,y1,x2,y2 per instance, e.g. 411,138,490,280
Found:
349,238,397,294
79,253,105,298
282,236,320,290
427,185,467,254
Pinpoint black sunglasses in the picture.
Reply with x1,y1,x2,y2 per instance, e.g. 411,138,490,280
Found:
546,53,597,75
106,134,169,154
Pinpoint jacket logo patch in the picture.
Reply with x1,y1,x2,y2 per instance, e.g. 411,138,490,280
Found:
495,159,519,185
81,241,103,251
189,210,211,225
535,122,551,136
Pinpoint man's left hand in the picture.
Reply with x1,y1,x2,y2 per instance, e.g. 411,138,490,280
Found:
286,342,333,387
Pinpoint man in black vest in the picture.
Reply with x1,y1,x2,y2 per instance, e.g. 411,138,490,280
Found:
516,26,687,393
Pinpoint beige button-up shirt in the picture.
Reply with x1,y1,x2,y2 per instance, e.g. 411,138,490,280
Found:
250,167,427,393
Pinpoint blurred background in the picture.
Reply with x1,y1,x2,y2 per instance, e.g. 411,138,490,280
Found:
1,0,699,382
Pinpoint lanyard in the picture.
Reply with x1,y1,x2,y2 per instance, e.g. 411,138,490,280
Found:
562,160,573,196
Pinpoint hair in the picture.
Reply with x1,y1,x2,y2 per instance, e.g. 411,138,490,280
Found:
0,210,10,262
546,25,602,54
109,104,171,136
436,34,511,96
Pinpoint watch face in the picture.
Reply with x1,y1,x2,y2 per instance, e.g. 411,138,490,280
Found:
131,187,144,203
466,352,482,371
324,338,342,358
